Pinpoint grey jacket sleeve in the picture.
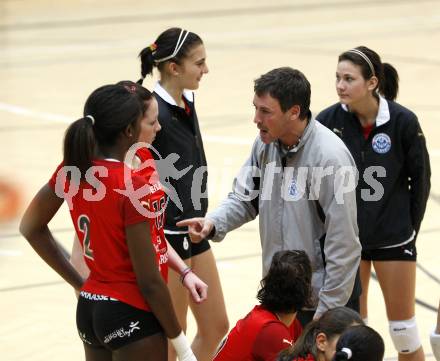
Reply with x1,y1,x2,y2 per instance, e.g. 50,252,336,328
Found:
314,148,361,317
206,139,261,241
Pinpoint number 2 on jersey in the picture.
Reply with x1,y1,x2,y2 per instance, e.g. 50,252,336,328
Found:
77,214,94,260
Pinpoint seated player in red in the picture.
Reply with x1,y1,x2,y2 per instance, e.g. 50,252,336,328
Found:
213,250,312,361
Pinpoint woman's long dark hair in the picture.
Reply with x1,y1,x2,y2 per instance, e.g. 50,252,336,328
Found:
63,81,152,178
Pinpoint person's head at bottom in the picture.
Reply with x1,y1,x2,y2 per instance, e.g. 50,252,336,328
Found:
333,325,385,361
258,249,312,317
278,307,364,361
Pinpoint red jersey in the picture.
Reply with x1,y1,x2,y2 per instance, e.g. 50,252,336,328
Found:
213,305,303,361
48,152,167,311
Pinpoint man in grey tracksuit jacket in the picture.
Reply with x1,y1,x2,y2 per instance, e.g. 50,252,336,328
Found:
208,116,360,318
179,67,361,320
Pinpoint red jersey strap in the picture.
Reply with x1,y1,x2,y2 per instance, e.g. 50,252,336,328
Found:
48,162,64,190
135,147,153,163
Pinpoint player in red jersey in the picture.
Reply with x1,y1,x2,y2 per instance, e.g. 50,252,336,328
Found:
278,307,363,361
69,81,209,306
213,250,312,361
20,82,206,361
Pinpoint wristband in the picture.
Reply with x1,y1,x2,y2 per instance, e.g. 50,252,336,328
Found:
180,267,192,284
170,331,195,361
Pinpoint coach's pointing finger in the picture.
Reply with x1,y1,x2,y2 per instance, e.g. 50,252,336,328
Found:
176,217,214,243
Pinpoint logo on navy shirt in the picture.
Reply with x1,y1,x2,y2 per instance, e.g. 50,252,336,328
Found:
372,133,391,154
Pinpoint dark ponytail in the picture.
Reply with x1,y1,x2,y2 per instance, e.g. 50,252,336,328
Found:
333,350,351,361
63,117,96,179
63,82,152,179
332,325,384,361
278,307,363,361
339,45,399,101
379,62,399,101
138,46,155,84
138,27,203,83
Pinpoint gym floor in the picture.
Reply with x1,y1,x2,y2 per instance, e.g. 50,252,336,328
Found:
1,1,439,360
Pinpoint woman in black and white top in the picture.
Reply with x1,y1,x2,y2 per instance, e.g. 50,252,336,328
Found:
138,28,228,361
317,46,430,361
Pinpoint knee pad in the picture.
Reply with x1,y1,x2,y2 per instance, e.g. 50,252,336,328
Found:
389,317,421,354
431,329,440,361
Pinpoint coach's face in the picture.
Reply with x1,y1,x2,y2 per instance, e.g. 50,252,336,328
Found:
253,93,293,145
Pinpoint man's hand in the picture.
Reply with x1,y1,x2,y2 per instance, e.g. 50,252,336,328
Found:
176,218,214,242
